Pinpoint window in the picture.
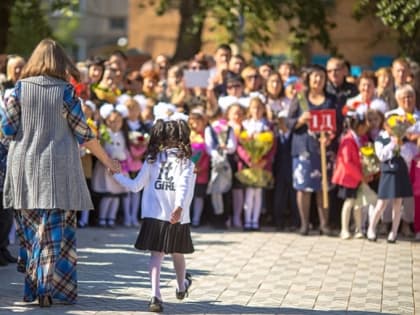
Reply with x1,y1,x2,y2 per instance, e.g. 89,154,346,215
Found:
109,17,126,30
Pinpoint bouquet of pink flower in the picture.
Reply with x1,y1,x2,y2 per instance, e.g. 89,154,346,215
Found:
211,119,230,146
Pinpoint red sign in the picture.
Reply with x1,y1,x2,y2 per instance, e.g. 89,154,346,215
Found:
308,109,336,132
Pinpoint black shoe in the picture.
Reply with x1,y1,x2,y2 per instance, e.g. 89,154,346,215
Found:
17,260,26,273
0,252,8,266
1,248,17,263
149,296,163,312
299,226,309,236
38,295,52,307
176,273,192,300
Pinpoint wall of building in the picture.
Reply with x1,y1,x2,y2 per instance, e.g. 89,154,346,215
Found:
73,0,128,59
128,0,399,68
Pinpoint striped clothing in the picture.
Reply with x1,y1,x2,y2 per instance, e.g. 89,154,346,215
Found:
1,75,94,210
16,210,78,303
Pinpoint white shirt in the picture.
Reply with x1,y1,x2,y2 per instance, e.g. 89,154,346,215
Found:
113,149,196,224
374,130,398,162
346,94,388,114
204,122,237,159
242,118,270,135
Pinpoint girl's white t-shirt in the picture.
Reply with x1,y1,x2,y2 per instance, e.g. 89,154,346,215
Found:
113,149,196,224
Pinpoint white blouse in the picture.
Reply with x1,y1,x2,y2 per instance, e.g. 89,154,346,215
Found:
113,149,196,224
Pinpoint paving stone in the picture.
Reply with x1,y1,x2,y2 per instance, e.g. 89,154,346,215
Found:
0,226,418,314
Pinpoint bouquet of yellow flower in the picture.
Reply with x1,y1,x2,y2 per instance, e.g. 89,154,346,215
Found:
87,118,98,136
235,130,274,188
360,144,380,176
386,113,415,139
355,143,379,208
238,131,274,163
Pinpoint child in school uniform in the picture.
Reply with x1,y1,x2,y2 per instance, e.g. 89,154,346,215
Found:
113,116,195,313
239,97,276,231
78,99,98,227
204,108,236,228
226,103,247,228
332,111,370,239
189,108,210,227
91,103,129,227
121,97,150,227
272,109,298,231
367,113,413,243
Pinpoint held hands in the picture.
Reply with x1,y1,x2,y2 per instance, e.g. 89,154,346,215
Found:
107,159,122,175
170,207,183,224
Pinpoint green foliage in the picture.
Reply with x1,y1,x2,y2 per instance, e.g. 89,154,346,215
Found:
354,0,420,60
6,0,52,57
6,0,79,57
141,0,337,64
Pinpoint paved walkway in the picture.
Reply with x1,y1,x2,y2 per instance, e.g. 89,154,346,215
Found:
0,226,419,314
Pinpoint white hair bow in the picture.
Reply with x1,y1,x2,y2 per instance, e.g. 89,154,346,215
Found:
99,103,128,119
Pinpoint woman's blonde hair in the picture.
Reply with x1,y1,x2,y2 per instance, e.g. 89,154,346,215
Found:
374,67,391,79
20,38,79,81
6,55,25,80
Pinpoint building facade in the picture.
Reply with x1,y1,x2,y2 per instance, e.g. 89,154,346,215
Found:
127,0,399,69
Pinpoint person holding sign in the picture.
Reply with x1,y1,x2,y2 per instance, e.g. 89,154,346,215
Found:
287,65,336,236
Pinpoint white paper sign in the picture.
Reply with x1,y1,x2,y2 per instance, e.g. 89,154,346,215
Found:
183,70,210,88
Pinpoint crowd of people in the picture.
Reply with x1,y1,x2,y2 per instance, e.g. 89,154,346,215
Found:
1,43,420,261
1,38,420,310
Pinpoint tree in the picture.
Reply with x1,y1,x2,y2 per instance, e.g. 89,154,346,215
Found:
5,0,79,57
6,0,53,57
140,0,337,64
0,0,14,53
354,0,420,61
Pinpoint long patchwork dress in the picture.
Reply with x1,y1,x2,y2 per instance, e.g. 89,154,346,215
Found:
2,76,95,303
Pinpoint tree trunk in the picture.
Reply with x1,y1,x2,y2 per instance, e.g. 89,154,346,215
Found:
172,0,204,62
0,0,14,53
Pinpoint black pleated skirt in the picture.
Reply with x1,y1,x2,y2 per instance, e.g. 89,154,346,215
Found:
135,218,194,254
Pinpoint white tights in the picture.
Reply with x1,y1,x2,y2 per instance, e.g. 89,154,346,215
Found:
232,189,244,227
369,198,403,237
149,251,187,299
123,192,141,226
244,188,262,228
99,197,119,225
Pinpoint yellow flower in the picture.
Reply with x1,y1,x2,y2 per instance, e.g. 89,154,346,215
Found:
87,118,98,136
238,131,274,164
255,131,274,143
239,130,250,141
406,112,416,124
386,113,415,138
190,130,204,143
360,145,374,156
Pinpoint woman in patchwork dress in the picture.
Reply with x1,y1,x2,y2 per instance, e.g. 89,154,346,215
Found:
1,39,119,307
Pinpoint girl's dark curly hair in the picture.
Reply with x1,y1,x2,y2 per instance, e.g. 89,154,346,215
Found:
146,119,192,163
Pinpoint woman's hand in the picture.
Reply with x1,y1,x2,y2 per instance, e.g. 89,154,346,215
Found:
107,159,121,174
297,111,311,126
170,207,183,224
